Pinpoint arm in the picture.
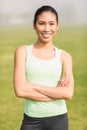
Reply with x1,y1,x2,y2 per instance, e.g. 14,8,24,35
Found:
33,50,74,100
13,46,53,101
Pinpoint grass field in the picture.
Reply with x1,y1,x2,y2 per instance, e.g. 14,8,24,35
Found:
0,25,87,130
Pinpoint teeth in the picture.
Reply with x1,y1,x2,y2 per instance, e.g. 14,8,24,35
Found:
42,34,51,37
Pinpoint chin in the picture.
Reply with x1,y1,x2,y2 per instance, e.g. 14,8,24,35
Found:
41,40,51,44
40,38,52,43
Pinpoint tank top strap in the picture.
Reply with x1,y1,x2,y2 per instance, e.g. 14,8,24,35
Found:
26,44,62,61
26,44,33,59
54,46,62,60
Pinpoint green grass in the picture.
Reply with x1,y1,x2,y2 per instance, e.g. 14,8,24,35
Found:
0,25,87,130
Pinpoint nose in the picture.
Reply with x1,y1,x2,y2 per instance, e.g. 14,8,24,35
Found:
43,24,50,31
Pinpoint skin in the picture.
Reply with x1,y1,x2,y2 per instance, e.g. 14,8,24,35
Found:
13,11,74,101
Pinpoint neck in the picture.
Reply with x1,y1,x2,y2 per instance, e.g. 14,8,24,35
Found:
34,41,54,50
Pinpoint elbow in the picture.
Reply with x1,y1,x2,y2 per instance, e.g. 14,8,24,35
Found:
66,95,73,100
14,89,23,98
66,92,74,100
13,81,27,98
14,86,24,98
15,90,23,98
66,85,74,100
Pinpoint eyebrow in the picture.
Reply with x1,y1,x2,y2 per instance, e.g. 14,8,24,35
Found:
37,20,56,23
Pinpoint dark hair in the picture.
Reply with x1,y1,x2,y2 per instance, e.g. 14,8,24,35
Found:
34,5,58,26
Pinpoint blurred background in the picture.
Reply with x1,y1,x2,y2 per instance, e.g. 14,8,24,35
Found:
0,1,87,130
0,0,87,26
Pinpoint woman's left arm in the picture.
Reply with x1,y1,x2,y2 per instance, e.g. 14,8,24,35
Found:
33,50,74,100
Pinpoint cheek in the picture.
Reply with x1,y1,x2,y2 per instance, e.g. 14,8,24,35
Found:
52,28,58,33
35,26,43,33
51,24,58,31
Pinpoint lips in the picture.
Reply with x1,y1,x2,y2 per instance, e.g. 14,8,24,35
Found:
41,33,52,38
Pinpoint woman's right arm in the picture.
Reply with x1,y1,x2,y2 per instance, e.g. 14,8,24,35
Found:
13,46,52,101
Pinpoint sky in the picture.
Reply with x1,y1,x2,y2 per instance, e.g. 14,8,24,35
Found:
0,0,87,25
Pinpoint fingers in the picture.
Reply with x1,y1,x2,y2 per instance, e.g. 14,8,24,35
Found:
59,76,69,87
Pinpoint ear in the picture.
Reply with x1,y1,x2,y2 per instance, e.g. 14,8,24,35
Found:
33,20,36,30
57,22,60,31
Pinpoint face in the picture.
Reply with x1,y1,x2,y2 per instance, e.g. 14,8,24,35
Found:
34,11,59,44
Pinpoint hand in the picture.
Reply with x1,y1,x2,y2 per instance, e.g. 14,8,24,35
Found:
59,76,69,87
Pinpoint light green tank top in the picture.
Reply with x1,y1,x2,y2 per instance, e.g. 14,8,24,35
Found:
24,44,67,117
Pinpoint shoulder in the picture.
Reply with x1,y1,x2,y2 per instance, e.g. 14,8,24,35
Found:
14,45,27,60
61,50,72,64
14,45,27,56
15,45,27,54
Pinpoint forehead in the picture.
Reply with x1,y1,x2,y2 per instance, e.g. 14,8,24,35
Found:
37,11,56,21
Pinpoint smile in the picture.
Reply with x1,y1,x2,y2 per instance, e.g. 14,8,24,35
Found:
41,33,52,38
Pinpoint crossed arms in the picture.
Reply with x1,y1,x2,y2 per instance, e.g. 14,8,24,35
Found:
13,46,74,101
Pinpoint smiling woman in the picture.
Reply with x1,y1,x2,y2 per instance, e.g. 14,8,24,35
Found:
13,5,74,130
33,6,58,45
34,11,58,44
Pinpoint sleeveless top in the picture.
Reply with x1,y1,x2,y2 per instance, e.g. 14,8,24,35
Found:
24,44,67,118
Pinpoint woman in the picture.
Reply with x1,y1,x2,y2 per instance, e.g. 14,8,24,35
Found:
13,5,74,130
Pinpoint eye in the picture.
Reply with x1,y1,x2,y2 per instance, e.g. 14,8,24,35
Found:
38,22,44,25
50,22,55,25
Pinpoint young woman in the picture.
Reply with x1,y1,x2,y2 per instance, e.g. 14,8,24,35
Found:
13,5,74,130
